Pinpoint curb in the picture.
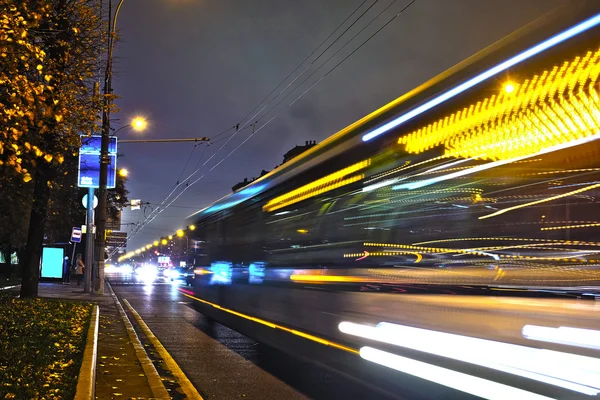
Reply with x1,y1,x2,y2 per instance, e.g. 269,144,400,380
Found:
106,282,171,399
74,304,99,400
0,284,20,291
123,298,204,400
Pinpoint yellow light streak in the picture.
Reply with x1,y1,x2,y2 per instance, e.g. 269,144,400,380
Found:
364,156,447,184
528,168,600,176
180,291,358,354
480,183,600,220
263,160,370,212
290,275,368,283
193,269,213,275
413,237,600,247
398,48,600,162
363,242,597,263
541,222,600,231
343,251,423,263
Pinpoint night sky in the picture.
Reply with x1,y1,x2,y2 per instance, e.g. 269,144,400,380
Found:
113,0,571,251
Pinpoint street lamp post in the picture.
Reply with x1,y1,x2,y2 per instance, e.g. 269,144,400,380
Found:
96,0,125,294
95,2,208,292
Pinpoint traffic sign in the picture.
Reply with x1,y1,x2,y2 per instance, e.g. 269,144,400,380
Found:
106,231,127,247
82,194,98,209
71,227,82,243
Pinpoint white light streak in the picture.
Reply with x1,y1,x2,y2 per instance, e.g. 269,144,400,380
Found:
360,347,554,400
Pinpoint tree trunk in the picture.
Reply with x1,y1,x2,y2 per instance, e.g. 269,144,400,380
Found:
2,245,12,279
20,168,52,298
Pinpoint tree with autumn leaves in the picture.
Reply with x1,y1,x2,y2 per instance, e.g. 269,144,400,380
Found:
1,0,106,297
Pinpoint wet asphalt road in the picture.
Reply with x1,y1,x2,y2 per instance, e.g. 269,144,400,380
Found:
108,275,395,400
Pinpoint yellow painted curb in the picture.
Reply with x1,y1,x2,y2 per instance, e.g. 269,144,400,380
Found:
74,305,99,400
123,299,204,400
106,282,171,399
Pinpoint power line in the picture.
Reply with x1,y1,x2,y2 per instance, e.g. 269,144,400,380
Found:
197,0,419,178
117,1,412,253
325,0,418,80
236,0,371,129
185,0,376,178
253,0,401,126
177,143,199,184
119,124,233,246
167,1,386,186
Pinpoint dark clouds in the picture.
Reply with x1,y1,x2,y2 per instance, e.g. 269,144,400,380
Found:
113,0,572,250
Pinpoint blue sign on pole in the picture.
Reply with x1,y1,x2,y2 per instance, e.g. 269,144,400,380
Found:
78,135,118,188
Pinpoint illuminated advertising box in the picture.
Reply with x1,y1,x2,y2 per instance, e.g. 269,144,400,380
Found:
41,247,64,279
78,135,117,188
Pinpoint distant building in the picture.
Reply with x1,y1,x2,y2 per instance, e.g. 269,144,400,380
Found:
282,140,317,164
231,170,269,192
232,141,318,192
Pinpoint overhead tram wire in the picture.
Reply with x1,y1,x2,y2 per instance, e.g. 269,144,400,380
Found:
201,0,419,174
114,1,390,254
123,0,420,251
131,124,234,224
113,140,216,256
177,142,199,184
192,0,375,159
235,0,371,130
112,125,235,258
250,0,402,125
289,0,418,110
147,0,373,186
194,0,375,174
143,0,420,214
189,0,392,174
124,1,375,223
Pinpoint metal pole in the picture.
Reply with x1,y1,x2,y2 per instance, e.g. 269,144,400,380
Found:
70,242,77,275
85,187,94,293
96,0,124,295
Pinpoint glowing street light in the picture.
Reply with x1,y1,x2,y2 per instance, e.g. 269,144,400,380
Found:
189,224,196,231
119,168,128,178
153,240,159,246
131,117,147,132
176,229,185,237
146,244,152,250
161,239,168,245
168,235,173,240
503,82,515,94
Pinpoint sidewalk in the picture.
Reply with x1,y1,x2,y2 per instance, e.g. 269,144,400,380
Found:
38,282,157,399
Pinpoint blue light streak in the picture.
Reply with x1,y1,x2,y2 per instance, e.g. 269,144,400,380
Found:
204,184,266,213
362,13,600,142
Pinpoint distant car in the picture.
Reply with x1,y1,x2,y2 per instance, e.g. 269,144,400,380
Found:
165,266,194,285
